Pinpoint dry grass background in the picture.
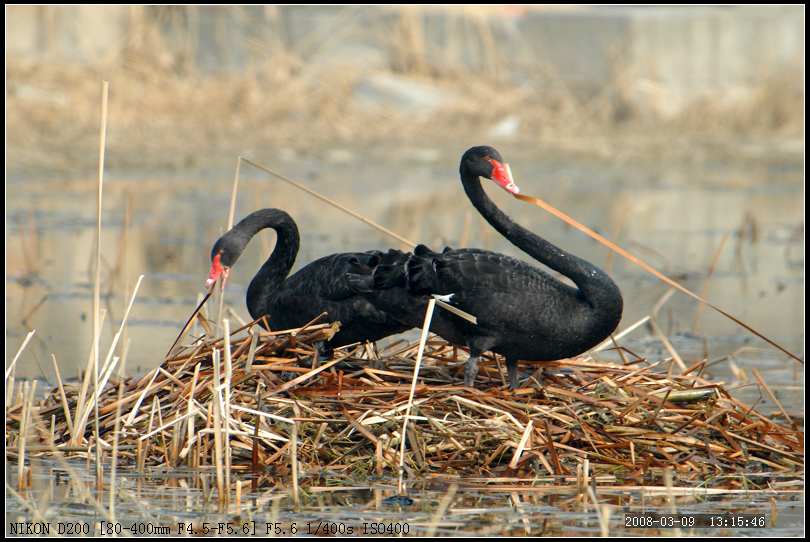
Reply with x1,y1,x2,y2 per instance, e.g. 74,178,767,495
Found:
6,6,804,174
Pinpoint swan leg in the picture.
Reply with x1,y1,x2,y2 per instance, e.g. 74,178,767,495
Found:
506,358,520,390
304,342,333,374
315,341,332,362
312,342,326,367
464,354,480,387
533,367,545,387
315,341,335,363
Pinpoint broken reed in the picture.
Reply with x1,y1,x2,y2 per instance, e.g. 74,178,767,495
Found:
6,314,803,501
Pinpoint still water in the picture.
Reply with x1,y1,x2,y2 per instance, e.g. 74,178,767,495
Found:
5,145,804,535
5,458,805,536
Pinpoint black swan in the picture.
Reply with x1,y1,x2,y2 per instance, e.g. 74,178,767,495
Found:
206,208,414,348
373,146,624,388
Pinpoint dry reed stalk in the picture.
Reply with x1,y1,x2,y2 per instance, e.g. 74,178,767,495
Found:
242,157,417,249
92,80,110,491
6,371,14,411
590,316,650,354
509,420,534,469
651,287,676,319
227,307,248,328
212,387,225,505
375,439,384,477
267,357,345,397
245,328,259,373
515,191,803,365
75,276,144,436
118,193,133,373
186,363,200,463
108,352,128,519
75,355,120,438
398,297,436,495
227,156,242,230
124,366,160,427
152,395,171,465
223,319,233,501
72,308,106,445
542,419,564,476
5,329,36,380
583,458,590,490
118,338,131,386
138,410,199,442
450,395,525,431
250,393,262,491
216,280,226,336
17,380,36,488
692,232,730,333
432,294,477,324
609,335,631,366
649,317,687,373
603,206,628,274
751,368,794,425
99,275,144,374
136,440,144,472
50,354,73,437
290,420,299,507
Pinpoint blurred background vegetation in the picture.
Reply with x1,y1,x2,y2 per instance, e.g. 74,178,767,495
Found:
6,6,804,382
7,5,804,172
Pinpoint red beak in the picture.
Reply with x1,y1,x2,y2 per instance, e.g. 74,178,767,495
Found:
206,253,227,289
487,158,520,195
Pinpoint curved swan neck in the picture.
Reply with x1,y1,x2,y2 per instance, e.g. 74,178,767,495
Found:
228,209,299,319
461,171,620,310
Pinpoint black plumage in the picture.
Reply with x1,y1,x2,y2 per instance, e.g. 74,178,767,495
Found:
206,146,623,390
207,209,413,348
371,146,624,388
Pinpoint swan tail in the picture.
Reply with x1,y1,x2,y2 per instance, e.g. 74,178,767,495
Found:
371,249,411,289
405,244,440,294
370,245,440,294
372,264,407,289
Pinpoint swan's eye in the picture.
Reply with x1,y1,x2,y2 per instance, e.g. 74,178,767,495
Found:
485,157,520,195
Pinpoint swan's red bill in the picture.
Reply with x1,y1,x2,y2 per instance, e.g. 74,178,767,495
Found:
206,253,228,289
487,158,520,194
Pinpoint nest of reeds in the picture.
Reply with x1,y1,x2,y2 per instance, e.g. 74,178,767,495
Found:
7,314,804,493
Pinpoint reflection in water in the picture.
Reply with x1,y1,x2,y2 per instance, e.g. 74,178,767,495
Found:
5,459,804,536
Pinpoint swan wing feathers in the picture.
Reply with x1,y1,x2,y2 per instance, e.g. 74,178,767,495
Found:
270,290,393,327
270,250,406,327
371,249,413,289
405,245,562,295
284,250,389,301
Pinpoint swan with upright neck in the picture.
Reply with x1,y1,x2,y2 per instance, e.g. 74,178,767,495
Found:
373,146,624,388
